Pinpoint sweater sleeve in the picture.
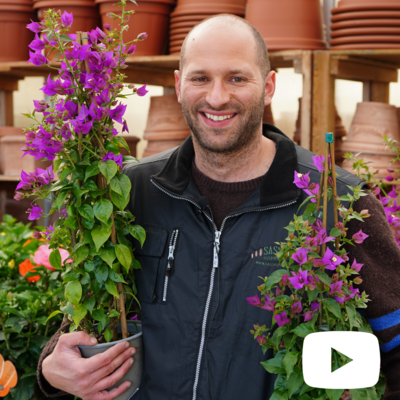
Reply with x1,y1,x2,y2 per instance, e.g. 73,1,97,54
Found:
344,191,400,400
36,319,75,399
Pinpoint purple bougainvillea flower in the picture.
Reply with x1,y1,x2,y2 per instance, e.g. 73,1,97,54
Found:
257,335,266,345
246,293,261,307
316,228,335,245
137,84,149,97
127,44,136,55
371,186,380,196
321,248,344,270
29,34,45,52
14,192,24,201
352,229,369,244
291,301,302,314
311,155,325,173
70,119,93,135
27,203,43,221
305,274,319,291
302,311,314,322
61,11,73,27
334,295,345,304
331,281,343,295
28,50,48,66
288,267,308,289
291,247,308,265
310,301,319,312
43,225,54,240
304,183,320,203
293,171,310,189
261,295,276,311
274,311,290,327
350,258,363,273
102,152,123,168
103,23,112,31
385,175,395,182
305,235,318,248
122,119,129,133
130,314,138,320
27,20,42,33
312,219,323,233
137,32,148,40
108,103,127,124
33,100,48,113
388,187,397,199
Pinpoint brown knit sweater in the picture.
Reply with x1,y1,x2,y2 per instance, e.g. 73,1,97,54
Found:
36,170,400,399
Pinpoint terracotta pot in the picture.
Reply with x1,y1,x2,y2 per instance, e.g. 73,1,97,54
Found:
0,2,34,62
331,10,400,22
170,27,192,35
169,39,184,47
170,14,212,22
246,0,326,50
331,35,400,45
331,27,400,38
143,94,190,158
176,0,245,7
119,135,140,157
338,0,400,7
332,4,400,15
96,0,175,56
331,43,400,49
171,4,245,16
34,1,99,32
331,18,400,30
337,102,400,178
169,33,188,41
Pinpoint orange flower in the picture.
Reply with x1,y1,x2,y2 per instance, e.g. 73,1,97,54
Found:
23,239,32,247
19,259,40,282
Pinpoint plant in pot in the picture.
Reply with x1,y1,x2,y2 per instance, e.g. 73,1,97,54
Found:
15,1,148,396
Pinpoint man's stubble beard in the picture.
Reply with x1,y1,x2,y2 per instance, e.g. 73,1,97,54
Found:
181,90,266,155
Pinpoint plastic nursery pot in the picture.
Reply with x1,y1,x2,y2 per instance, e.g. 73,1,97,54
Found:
245,0,327,50
78,321,143,400
0,2,35,62
96,0,175,56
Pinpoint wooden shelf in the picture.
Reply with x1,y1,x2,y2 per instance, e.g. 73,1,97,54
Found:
0,175,20,182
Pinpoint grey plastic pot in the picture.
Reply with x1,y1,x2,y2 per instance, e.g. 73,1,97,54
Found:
78,321,143,400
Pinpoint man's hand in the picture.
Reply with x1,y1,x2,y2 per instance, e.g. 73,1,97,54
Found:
42,330,136,400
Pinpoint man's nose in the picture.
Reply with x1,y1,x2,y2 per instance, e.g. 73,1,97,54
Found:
205,80,230,109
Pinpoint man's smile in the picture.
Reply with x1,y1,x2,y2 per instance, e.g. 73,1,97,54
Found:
199,111,238,127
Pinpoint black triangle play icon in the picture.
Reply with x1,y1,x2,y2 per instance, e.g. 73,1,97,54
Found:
331,347,353,373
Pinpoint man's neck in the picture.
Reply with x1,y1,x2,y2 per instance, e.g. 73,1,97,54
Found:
193,134,276,183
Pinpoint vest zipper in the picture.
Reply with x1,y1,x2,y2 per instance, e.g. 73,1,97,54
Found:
150,178,298,400
163,229,179,303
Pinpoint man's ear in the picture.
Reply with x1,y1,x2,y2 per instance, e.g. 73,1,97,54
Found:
174,70,181,103
264,70,276,106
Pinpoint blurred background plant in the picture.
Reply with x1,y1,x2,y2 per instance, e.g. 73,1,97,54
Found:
0,214,65,400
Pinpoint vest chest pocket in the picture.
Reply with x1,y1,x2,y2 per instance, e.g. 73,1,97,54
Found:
134,223,168,304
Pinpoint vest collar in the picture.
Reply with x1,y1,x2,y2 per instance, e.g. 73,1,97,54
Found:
151,124,301,207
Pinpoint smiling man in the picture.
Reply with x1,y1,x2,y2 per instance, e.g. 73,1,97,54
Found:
37,13,400,400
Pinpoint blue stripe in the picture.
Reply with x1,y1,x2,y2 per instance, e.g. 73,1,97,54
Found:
381,333,400,352
368,308,400,331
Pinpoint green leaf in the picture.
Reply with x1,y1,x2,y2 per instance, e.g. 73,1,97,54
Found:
95,263,109,285
283,334,297,352
104,327,113,342
92,308,107,327
346,304,356,331
84,296,96,313
350,389,368,400
365,387,379,400
108,309,121,318
283,351,298,379
291,323,314,338
299,383,313,396
93,198,113,224
74,245,89,265
115,244,132,272
52,189,69,211
270,390,289,400
49,249,62,270
273,326,289,348
324,298,343,321
73,303,87,327
59,33,73,42
64,216,77,230
315,270,331,286
100,247,116,267
84,260,95,272
287,366,304,398
78,204,95,221
85,163,100,181
266,269,288,290
261,357,285,374
60,301,75,316
129,225,146,248
91,225,112,251
99,160,118,184
65,281,82,306
109,269,126,283
110,190,129,211
82,218,94,229
325,389,344,400
329,227,342,238
105,278,119,298
46,310,62,323
306,287,319,303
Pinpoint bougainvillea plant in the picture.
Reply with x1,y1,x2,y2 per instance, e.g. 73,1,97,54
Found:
248,154,386,400
344,136,400,247
15,0,146,343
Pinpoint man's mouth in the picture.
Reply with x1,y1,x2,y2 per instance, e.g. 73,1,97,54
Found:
202,112,236,122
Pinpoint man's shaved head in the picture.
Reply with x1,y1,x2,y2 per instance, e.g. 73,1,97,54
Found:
179,14,270,79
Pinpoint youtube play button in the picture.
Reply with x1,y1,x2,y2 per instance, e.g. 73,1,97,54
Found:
303,332,380,389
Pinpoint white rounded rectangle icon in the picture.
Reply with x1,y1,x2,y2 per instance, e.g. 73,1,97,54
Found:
303,332,380,389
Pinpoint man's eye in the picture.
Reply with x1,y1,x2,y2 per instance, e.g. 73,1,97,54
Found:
231,77,244,82
193,77,208,82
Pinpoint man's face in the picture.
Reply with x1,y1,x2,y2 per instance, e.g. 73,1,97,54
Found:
175,24,275,154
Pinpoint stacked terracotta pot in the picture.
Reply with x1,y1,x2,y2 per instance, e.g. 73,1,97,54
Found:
337,102,400,179
97,0,176,56
169,0,246,55
0,0,35,62
142,94,190,157
245,0,327,50
330,0,400,49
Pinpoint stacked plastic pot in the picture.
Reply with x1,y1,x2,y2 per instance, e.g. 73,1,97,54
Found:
245,0,327,50
168,0,246,55
330,0,400,49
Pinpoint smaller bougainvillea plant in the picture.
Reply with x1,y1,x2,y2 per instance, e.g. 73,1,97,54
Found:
248,153,386,400
15,0,147,343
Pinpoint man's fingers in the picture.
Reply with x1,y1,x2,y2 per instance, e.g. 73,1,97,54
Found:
58,330,98,349
90,346,134,383
90,357,134,395
84,341,134,373
90,381,132,400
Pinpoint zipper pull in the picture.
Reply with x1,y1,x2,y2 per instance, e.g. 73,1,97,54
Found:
163,229,179,302
213,230,221,269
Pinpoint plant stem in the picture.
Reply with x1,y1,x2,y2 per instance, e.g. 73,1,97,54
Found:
26,321,33,351
0,315,10,351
